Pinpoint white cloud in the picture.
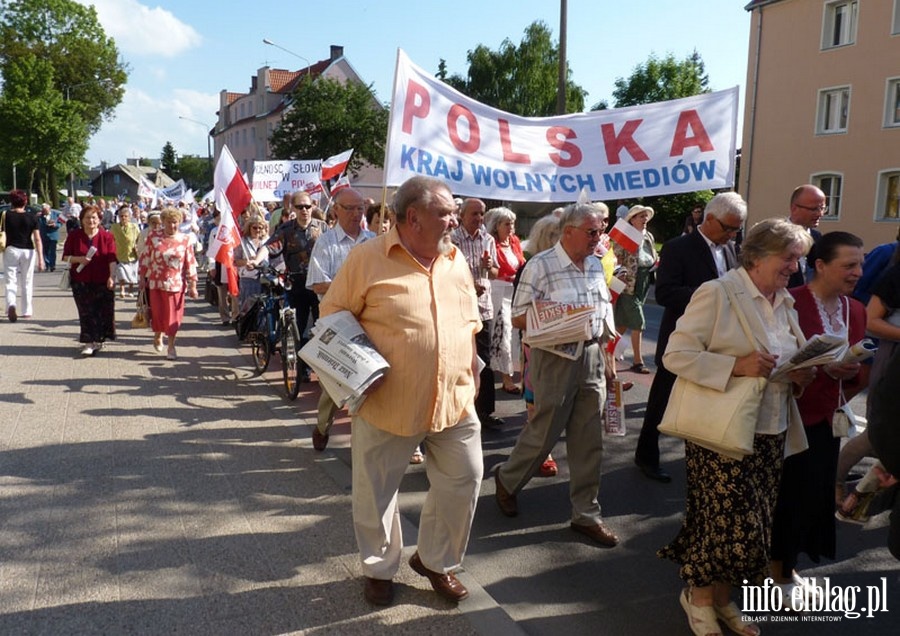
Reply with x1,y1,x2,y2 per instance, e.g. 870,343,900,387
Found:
80,0,201,58
87,87,218,166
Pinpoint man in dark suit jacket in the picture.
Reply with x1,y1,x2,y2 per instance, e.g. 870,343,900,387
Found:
787,184,826,288
633,193,745,482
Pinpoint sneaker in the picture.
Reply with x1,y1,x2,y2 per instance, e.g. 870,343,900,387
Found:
166,346,177,360
80,345,94,357
7,306,17,322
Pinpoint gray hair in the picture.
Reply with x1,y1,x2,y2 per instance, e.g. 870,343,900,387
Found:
558,201,607,230
704,192,747,222
484,206,516,236
391,176,450,223
526,215,562,254
739,217,814,269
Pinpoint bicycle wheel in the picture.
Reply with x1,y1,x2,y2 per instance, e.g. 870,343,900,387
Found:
250,331,271,375
281,313,302,401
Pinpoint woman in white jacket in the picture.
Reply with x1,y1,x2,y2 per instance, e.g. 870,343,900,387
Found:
658,218,817,636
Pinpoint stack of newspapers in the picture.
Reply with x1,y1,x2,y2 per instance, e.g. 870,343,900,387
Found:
522,299,594,360
770,335,876,382
298,311,389,413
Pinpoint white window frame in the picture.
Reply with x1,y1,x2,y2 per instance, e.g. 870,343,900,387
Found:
876,169,900,221
822,0,859,49
812,173,843,219
885,77,900,128
816,86,851,134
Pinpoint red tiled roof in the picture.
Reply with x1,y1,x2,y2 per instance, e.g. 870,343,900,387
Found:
269,69,303,93
225,91,244,105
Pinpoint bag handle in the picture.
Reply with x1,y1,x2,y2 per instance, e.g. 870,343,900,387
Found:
719,278,760,353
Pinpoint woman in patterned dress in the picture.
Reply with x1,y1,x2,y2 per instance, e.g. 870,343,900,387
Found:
659,219,817,636
138,207,198,360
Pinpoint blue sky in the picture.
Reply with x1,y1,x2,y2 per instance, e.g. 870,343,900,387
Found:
80,0,752,167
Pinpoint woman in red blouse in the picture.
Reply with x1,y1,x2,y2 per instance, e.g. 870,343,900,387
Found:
138,207,199,360
485,207,525,394
62,205,118,356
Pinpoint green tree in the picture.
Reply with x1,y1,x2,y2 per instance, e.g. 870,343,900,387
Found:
0,0,127,203
177,154,210,192
608,51,714,241
440,21,586,116
269,77,387,175
611,50,709,108
0,52,87,201
160,141,179,180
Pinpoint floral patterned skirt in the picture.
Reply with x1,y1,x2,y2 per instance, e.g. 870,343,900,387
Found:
658,432,785,587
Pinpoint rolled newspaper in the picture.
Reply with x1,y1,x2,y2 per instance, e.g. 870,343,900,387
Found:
76,245,97,272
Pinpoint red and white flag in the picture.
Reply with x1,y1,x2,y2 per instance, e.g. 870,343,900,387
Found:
321,149,353,181
330,175,351,194
303,181,324,195
608,276,627,302
608,218,644,254
209,145,252,296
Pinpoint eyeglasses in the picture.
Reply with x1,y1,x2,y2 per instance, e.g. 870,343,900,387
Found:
293,203,312,210
338,204,366,212
714,218,742,234
572,226,604,239
794,203,828,214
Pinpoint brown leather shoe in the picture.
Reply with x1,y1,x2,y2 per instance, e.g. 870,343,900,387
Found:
312,428,329,451
409,552,468,602
570,521,619,547
363,577,394,606
494,470,518,517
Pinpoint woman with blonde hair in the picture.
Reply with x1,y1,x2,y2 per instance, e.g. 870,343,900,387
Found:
139,207,199,360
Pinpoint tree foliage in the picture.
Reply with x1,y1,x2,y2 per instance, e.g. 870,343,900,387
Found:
269,77,388,175
440,21,586,116
608,51,714,241
611,51,709,108
160,142,179,179
176,154,210,192
0,0,127,202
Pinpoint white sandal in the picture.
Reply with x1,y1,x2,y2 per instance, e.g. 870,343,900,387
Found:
715,601,760,636
680,588,723,636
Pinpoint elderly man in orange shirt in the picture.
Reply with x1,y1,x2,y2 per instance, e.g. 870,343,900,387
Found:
319,175,483,607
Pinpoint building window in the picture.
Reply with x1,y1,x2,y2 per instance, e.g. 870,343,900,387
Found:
113,174,120,184
894,0,900,35
812,173,842,218
822,1,858,49
877,171,900,220
817,87,850,134
886,78,900,128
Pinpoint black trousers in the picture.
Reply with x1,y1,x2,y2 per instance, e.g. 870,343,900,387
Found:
287,277,318,374
634,364,677,467
476,318,496,418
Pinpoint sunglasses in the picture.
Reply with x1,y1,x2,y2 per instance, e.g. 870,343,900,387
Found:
293,203,312,210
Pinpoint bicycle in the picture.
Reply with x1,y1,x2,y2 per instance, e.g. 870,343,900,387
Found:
245,263,302,401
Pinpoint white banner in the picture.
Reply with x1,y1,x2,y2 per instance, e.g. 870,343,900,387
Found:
385,49,738,202
158,179,187,203
251,160,322,202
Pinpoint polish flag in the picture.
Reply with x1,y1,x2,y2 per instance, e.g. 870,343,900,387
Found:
608,218,644,254
209,145,251,296
330,175,351,194
303,180,323,195
608,275,626,302
321,149,353,181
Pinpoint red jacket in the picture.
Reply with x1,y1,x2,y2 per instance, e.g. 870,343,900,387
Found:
790,285,866,426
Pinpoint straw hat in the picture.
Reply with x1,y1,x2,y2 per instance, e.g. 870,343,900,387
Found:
625,205,654,223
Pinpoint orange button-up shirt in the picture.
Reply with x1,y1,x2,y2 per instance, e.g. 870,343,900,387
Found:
319,227,481,436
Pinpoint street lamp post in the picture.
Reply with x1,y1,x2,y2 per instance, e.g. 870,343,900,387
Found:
179,116,214,188
262,38,311,69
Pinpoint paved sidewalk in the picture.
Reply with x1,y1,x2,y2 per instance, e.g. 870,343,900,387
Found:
3,267,899,635
0,270,483,635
